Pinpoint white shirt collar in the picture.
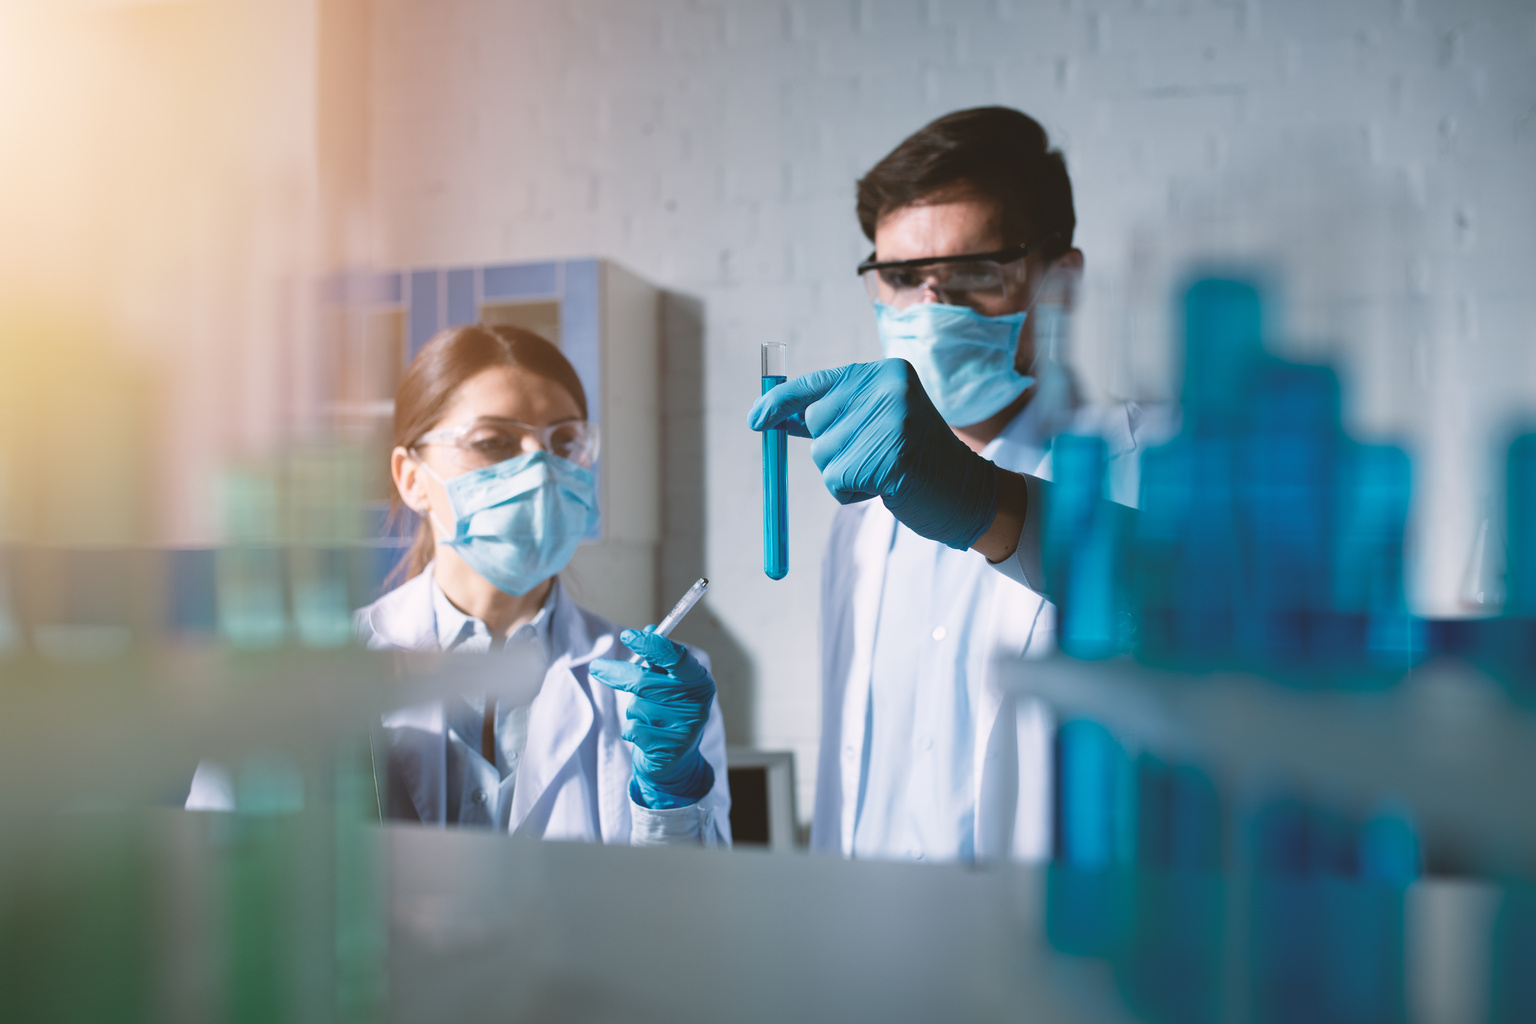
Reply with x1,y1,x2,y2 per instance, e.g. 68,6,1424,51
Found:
429,572,557,657
981,393,1051,475
980,365,1085,475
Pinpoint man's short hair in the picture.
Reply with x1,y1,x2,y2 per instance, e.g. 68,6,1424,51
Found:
856,107,1075,258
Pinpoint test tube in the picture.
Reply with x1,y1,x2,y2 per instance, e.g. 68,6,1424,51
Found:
629,578,709,664
762,343,788,580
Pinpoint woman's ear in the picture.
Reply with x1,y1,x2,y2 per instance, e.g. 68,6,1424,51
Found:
391,447,430,514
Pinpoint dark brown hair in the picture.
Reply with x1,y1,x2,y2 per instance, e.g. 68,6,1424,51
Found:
388,323,587,584
855,106,1075,258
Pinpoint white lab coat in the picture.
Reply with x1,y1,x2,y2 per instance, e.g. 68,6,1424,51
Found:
355,570,731,846
810,400,1158,862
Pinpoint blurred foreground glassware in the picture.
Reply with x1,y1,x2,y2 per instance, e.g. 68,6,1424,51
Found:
1248,799,1420,1024
217,467,289,649
1045,434,1131,659
1047,719,1135,957
1116,757,1224,1024
287,445,366,649
1106,277,1422,683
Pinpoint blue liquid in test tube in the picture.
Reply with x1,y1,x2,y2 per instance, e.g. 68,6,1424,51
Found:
762,343,788,580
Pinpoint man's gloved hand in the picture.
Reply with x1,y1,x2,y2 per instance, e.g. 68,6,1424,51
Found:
589,628,716,809
748,358,1001,550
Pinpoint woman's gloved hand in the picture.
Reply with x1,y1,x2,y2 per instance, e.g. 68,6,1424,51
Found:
748,358,1001,550
589,628,716,809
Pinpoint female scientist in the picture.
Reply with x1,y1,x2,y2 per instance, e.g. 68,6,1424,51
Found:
194,324,730,847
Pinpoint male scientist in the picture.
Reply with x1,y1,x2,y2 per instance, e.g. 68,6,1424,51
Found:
750,107,1152,864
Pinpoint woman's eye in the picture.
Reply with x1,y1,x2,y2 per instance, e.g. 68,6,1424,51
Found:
468,435,519,457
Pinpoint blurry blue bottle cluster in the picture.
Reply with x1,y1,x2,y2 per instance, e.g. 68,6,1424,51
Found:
1049,275,1536,700
1048,278,1421,685
1047,722,1224,1024
1049,719,1428,1024
1247,800,1422,1024
1039,277,1536,1023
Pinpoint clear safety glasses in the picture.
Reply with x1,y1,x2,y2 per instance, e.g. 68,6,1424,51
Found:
857,243,1035,313
413,417,600,471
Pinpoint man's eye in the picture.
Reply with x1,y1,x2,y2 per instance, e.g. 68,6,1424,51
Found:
881,268,922,290
945,266,999,291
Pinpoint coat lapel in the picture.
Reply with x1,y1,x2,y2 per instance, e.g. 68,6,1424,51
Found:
378,703,448,825
357,567,440,651
362,569,622,836
359,569,444,823
506,585,606,836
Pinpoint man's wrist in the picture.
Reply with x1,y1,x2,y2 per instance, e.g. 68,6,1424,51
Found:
970,469,1028,564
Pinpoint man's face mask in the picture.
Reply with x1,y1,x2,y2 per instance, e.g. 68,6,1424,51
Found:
874,301,1035,427
863,242,1077,428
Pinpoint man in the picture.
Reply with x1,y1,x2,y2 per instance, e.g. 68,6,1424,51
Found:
750,107,1151,864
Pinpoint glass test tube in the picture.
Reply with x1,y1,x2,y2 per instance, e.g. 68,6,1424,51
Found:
762,343,788,580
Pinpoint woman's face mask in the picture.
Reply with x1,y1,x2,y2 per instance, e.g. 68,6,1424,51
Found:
419,449,598,596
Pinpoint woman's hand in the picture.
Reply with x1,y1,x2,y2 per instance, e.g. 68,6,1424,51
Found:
589,629,716,809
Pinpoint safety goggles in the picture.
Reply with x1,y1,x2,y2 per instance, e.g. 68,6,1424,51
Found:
857,243,1035,311
413,417,600,471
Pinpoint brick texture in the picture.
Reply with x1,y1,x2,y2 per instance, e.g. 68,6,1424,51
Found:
369,0,1536,821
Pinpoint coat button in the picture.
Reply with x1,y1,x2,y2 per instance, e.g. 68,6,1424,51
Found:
472,789,488,805
931,625,947,641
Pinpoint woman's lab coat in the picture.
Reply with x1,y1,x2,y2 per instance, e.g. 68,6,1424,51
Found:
810,401,1155,862
354,569,732,846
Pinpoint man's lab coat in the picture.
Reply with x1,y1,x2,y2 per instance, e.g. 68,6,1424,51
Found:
810,400,1157,861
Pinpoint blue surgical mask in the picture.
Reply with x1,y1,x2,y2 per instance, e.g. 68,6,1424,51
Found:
875,301,1035,427
423,449,599,596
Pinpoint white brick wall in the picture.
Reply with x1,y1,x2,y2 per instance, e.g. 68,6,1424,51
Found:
368,0,1536,823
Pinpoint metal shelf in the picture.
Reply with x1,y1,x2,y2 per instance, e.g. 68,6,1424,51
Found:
998,656,1536,872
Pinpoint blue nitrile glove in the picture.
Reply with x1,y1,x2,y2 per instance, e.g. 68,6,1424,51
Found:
588,627,716,809
747,358,1001,550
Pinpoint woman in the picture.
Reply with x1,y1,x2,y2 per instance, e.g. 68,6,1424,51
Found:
196,324,730,847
